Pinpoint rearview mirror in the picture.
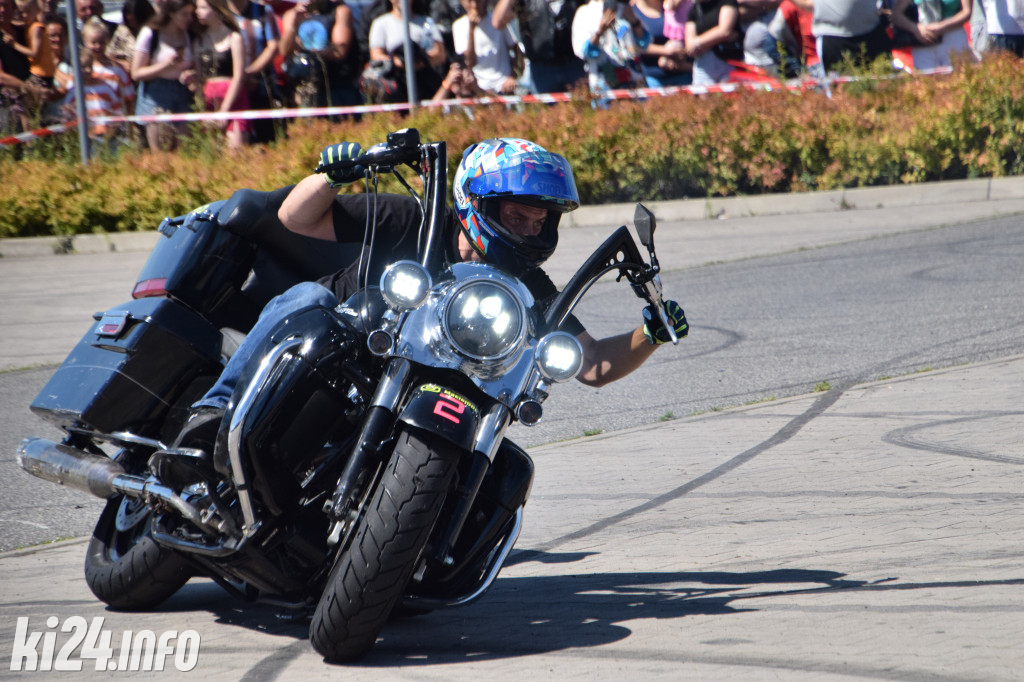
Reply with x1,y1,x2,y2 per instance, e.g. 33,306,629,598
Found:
633,204,656,249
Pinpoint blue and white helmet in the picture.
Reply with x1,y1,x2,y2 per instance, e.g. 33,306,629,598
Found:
453,138,579,274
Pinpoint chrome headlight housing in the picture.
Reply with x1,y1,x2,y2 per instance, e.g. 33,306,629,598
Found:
380,260,431,310
441,280,525,360
535,331,583,382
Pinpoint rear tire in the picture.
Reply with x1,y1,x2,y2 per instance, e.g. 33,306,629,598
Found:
84,496,191,610
309,427,458,661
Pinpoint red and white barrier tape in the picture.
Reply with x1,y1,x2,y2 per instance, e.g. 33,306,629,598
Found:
0,121,77,147
0,66,953,147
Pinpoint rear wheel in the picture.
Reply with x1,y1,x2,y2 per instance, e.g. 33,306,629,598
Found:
309,427,458,661
84,496,191,610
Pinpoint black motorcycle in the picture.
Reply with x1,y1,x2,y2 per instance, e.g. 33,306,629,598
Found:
18,128,678,661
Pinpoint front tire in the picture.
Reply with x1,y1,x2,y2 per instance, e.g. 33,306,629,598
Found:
309,427,458,661
84,496,191,610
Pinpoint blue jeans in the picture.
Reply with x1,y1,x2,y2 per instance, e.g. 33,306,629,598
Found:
528,58,586,93
194,282,339,410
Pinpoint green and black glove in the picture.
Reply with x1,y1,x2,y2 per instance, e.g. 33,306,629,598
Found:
642,300,688,345
318,142,364,188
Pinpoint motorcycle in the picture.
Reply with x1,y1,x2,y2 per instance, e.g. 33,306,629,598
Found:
17,128,678,661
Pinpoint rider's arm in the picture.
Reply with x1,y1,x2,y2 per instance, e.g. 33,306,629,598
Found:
574,327,658,387
278,175,340,242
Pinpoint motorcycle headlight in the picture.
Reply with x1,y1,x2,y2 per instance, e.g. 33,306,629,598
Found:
535,332,583,382
443,282,524,359
380,261,431,310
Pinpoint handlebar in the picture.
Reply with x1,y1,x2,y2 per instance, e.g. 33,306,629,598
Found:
314,129,424,176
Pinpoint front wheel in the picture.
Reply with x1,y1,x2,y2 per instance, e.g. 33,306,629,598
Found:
84,496,191,610
309,427,458,661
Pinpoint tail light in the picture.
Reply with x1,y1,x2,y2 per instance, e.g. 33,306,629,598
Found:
132,278,168,299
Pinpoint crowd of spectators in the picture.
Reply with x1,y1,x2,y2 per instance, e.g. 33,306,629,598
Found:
1,0,1022,148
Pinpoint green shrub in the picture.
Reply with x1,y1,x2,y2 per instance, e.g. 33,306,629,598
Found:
2,55,1023,238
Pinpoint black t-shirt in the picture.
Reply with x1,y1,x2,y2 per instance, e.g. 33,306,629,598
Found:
688,0,738,36
0,34,30,82
519,0,584,63
317,193,585,336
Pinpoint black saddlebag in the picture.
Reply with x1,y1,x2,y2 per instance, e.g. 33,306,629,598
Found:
30,297,223,438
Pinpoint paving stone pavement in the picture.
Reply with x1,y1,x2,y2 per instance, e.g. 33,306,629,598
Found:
1,355,1020,680
1,177,1023,679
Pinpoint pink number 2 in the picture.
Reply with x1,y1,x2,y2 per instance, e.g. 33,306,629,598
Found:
433,396,466,424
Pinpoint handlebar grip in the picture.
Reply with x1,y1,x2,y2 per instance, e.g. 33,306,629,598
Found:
315,143,423,177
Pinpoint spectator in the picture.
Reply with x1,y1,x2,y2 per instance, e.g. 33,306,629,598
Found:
812,0,891,71
191,0,249,147
12,0,57,88
662,0,686,42
493,0,586,92
1,0,27,131
431,57,488,98
75,0,119,36
350,0,388,63
768,0,820,77
452,0,517,94
42,14,70,125
973,0,1020,56
227,0,281,143
106,0,155,73
738,0,780,70
890,0,972,69
131,0,196,151
45,14,71,89
572,0,650,92
430,0,465,55
684,0,741,84
61,18,136,149
280,0,363,109
367,0,446,101
631,0,692,86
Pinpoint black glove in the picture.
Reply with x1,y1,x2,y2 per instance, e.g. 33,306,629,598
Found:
319,142,364,188
642,300,688,345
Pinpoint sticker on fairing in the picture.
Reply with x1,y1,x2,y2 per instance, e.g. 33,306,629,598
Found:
418,384,479,424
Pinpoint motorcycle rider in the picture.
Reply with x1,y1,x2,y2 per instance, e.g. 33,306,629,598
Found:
177,137,689,452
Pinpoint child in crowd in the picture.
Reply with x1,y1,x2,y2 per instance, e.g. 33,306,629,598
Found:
62,18,136,148
662,0,690,69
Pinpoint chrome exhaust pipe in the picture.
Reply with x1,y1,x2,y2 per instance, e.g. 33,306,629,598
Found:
17,437,210,531
18,436,128,499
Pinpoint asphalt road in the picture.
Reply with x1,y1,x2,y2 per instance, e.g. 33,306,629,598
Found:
1,206,1022,552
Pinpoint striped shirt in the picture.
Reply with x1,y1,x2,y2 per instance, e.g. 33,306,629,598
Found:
62,60,136,137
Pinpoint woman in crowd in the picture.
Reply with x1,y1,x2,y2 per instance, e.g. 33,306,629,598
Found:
11,0,56,89
890,0,972,69
131,0,196,150
684,0,740,84
1,0,50,132
107,0,156,73
632,0,692,85
191,0,249,147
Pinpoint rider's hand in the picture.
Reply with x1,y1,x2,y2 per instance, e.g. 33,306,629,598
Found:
319,142,364,188
642,300,688,345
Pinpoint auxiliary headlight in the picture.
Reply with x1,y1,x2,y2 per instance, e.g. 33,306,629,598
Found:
443,282,524,359
380,261,431,310
535,332,583,382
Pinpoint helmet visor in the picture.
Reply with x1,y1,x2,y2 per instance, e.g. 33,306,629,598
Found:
465,149,580,212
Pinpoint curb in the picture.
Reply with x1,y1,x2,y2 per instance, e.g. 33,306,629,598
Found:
2,176,1023,259
567,175,1024,228
0,536,89,560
